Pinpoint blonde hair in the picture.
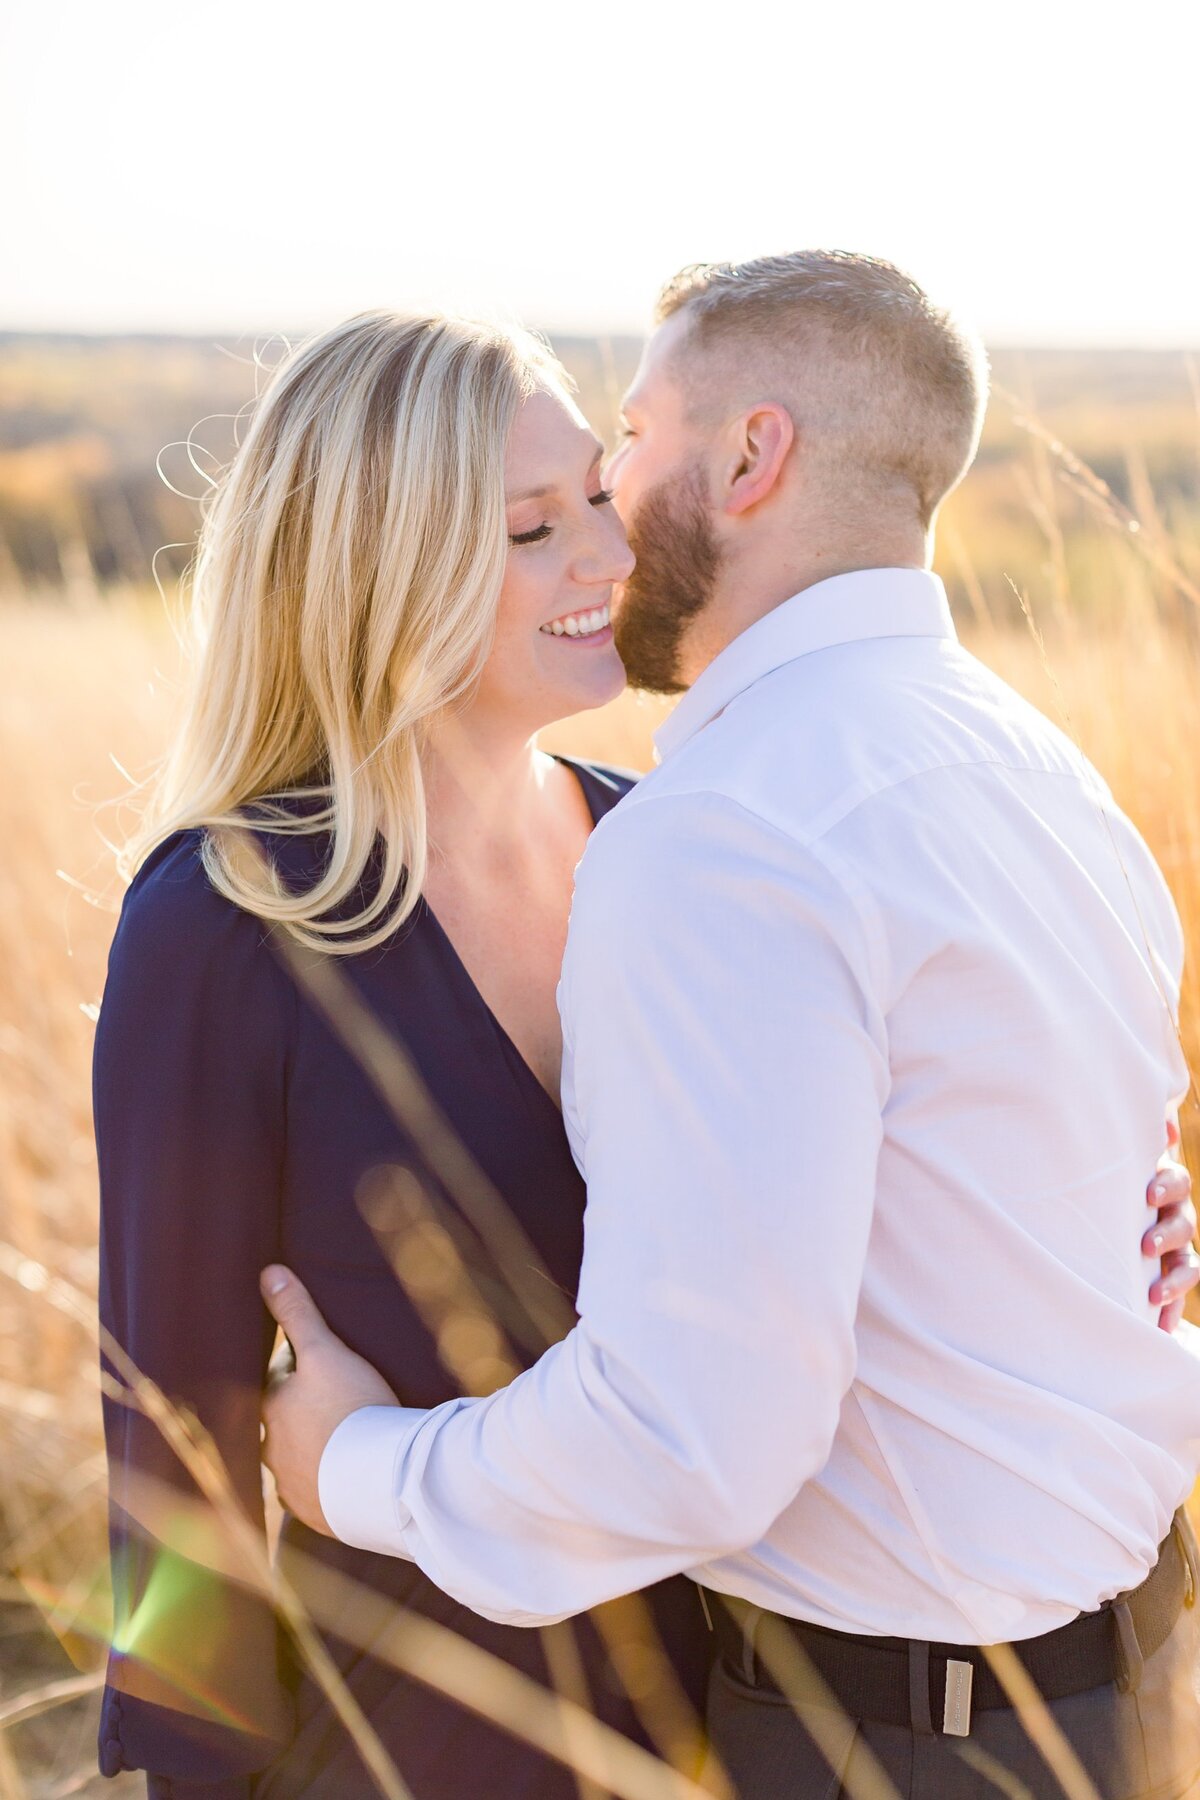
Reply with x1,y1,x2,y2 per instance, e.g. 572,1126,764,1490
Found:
655,251,989,528
122,310,567,954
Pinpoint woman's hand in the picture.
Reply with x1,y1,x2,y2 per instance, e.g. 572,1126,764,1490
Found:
1146,1120,1198,1332
259,1266,399,1535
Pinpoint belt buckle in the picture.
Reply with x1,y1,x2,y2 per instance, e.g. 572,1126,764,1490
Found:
942,1659,974,1737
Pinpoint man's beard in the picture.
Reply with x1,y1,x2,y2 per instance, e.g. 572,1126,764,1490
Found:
613,464,723,696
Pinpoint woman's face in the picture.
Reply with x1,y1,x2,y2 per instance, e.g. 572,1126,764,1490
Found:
473,385,634,731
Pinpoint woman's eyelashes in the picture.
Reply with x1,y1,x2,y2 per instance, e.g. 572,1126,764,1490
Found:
508,489,615,548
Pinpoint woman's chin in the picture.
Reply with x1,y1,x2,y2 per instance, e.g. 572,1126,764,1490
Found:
539,647,629,717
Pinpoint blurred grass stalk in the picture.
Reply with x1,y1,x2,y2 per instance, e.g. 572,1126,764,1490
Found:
1,383,1199,1796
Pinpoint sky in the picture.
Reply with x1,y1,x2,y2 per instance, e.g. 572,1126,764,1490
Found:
3,0,1198,347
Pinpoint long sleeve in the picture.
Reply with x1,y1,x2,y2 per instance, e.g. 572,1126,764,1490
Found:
95,832,295,1795
327,574,1200,1642
318,790,889,1623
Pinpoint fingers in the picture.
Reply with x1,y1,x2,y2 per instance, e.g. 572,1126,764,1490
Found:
1143,1201,1198,1259
259,1266,331,1356
1147,1161,1191,1210
1159,1297,1187,1334
1152,1247,1200,1314
1144,1152,1196,1330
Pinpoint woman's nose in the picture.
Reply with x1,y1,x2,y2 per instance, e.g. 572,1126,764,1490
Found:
596,507,635,585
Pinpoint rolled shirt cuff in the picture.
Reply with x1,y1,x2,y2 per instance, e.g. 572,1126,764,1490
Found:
317,1404,425,1559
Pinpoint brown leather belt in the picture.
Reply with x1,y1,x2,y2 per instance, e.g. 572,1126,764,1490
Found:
703,1512,1197,1737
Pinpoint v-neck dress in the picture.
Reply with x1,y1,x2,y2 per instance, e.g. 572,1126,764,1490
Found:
94,759,713,1799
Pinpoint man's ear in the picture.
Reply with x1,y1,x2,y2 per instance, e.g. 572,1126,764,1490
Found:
723,404,794,517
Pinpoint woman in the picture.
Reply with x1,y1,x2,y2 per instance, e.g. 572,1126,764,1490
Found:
94,309,1195,1799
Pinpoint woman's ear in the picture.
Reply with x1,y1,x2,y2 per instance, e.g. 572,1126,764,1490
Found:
723,404,795,517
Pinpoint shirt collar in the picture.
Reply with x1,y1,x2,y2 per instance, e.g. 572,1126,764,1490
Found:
653,567,957,763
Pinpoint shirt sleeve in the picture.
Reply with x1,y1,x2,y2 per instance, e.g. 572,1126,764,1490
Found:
318,790,889,1624
94,833,295,1795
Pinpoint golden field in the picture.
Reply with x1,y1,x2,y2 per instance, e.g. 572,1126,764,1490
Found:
1,334,1199,1796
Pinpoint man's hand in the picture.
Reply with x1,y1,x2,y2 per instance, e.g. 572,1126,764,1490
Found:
1146,1120,1199,1333
259,1266,399,1536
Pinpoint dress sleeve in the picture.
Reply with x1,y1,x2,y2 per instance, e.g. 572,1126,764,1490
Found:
94,833,295,1797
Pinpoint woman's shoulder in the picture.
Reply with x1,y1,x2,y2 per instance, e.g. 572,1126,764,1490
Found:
97,826,304,1084
120,784,331,926
555,755,642,817
111,816,319,997
119,826,223,934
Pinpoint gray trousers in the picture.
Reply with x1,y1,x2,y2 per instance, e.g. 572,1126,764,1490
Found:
703,1595,1200,1800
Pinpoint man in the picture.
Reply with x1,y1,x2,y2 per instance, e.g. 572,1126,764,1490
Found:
262,252,1200,1796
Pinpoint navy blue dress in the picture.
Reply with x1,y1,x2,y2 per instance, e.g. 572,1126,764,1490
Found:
95,757,713,1799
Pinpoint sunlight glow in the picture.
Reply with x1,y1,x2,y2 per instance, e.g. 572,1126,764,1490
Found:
1,0,1196,343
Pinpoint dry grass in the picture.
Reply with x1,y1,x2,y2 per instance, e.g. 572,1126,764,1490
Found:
3,378,1200,1794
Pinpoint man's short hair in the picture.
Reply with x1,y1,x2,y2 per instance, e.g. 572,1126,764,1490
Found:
655,251,989,528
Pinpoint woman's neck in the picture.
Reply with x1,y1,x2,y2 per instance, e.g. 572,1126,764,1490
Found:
421,707,558,871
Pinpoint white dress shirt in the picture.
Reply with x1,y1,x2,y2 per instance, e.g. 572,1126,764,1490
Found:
320,567,1200,1644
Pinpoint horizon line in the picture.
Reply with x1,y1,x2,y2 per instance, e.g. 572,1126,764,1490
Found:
2,323,1200,357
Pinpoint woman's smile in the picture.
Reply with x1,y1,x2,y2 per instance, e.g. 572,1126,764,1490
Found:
538,601,613,642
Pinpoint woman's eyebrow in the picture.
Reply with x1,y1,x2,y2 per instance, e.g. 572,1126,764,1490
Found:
505,441,605,506
506,482,556,504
